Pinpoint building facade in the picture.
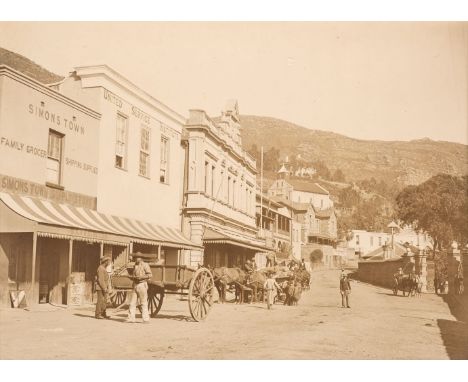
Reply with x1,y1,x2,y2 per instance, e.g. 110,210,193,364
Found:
268,174,333,210
0,65,100,306
256,193,292,267
0,64,200,308
181,101,268,267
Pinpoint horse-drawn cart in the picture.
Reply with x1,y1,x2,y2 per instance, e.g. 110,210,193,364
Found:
111,259,214,322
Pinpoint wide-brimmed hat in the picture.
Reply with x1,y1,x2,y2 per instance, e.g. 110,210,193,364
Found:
100,256,111,264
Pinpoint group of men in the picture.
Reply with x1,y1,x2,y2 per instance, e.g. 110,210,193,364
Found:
95,253,153,323
95,255,353,320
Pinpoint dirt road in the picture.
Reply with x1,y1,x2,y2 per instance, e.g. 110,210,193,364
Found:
0,269,466,359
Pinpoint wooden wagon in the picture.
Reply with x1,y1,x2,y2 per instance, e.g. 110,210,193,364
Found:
110,257,214,322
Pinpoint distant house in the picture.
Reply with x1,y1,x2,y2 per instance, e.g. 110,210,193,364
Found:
348,226,433,257
268,167,333,210
294,167,317,178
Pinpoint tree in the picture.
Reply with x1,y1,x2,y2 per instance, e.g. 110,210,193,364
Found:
263,147,280,171
332,168,346,182
309,249,323,263
247,144,260,168
395,174,468,250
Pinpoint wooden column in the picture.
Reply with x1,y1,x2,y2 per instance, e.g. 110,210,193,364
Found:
129,242,134,256
31,232,38,302
158,245,162,261
68,239,74,275
67,239,74,306
100,241,104,259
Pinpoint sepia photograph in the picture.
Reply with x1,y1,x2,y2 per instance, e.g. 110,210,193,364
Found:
0,2,467,373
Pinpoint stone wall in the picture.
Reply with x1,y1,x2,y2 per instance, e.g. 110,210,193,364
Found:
357,258,404,289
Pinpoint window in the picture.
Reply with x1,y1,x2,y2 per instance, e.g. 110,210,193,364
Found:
211,165,215,197
160,136,169,183
356,235,360,245
233,180,236,207
115,114,128,169
245,187,249,212
139,127,151,177
228,176,232,204
205,161,210,195
370,236,374,246
47,130,63,185
378,237,382,246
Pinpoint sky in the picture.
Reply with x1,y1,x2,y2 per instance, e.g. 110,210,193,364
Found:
0,22,466,144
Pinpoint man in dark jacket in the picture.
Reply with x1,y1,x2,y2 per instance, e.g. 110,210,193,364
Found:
95,256,111,319
340,273,351,308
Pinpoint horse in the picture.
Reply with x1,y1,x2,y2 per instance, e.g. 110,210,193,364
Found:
393,273,417,297
212,267,247,303
244,270,268,303
284,281,302,306
292,269,311,289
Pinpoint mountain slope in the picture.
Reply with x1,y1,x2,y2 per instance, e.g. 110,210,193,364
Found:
0,47,64,84
240,115,467,185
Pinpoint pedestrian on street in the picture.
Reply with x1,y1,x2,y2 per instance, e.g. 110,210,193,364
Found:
264,271,282,310
95,256,111,319
127,253,153,323
340,273,351,308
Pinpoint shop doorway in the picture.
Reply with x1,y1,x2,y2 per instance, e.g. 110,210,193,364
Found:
38,238,68,305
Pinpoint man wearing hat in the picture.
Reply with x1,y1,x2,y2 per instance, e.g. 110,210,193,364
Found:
95,256,112,319
339,272,351,308
127,253,153,323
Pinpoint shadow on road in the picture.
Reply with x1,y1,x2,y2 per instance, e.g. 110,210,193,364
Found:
376,292,407,298
437,294,468,360
152,314,193,322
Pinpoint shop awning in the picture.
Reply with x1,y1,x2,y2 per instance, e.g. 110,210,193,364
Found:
203,227,270,252
0,192,202,250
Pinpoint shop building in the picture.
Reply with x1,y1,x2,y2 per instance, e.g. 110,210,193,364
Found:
181,101,269,267
0,64,201,308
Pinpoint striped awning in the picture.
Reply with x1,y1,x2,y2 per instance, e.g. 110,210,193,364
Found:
0,192,201,250
203,227,270,252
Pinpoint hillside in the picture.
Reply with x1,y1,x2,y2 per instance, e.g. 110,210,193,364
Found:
240,115,467,186
0,47,64,84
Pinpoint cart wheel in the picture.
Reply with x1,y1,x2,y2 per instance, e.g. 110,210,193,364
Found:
148,285,164,317
188,268,214,322
109,290,128,308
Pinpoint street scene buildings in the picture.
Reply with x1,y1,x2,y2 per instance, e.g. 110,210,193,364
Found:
0,21,467,363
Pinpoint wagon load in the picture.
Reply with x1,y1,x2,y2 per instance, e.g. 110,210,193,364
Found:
110,253,214,322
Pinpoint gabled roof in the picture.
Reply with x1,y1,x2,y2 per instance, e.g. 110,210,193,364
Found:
270,196,309,212
285,179,329,195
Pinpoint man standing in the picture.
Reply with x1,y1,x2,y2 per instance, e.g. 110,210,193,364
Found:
95,256,111,319
340,273,351,308
264,271,282,310
127,253,153,323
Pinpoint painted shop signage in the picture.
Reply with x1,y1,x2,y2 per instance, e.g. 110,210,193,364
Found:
28,103,86,135
103,88,180,138
132,106,150,124
0,137,98,174
0,174,97,209
103,89,123,108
